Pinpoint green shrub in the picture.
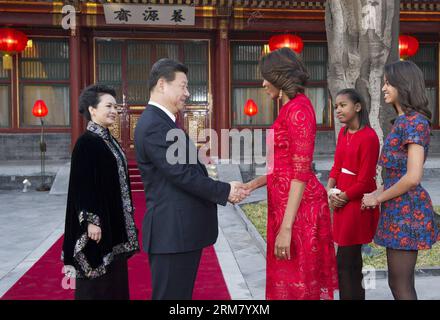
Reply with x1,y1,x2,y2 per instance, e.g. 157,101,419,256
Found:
241,201,267,241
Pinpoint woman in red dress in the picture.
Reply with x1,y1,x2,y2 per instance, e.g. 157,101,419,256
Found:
326,88,380,300
244,48,338,300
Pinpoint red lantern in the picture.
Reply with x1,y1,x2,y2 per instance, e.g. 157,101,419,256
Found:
32,99,50,191
0,28,28,69
399,35,419,60
244,99,258,117
32,100,48,118
269,34,304,54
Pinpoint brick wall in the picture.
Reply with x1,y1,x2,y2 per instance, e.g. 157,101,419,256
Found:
0,133,71,161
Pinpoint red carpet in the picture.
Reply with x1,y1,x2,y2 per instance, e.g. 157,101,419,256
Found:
1,192,230,300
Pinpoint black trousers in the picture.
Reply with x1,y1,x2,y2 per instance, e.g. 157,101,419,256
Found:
75,257,129,300
149,249,202,300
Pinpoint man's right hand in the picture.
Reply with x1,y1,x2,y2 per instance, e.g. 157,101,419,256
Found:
228,181,250,204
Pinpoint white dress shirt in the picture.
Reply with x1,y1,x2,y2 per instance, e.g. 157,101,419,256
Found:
148,100,176,123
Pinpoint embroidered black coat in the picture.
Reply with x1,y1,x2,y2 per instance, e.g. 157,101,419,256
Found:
62,123,139,279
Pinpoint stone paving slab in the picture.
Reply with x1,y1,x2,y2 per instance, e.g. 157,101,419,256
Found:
214,224,253,300
216,164,267,299
0,191,66,297
49,162,70,195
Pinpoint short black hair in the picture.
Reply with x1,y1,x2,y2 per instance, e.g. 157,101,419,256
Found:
148,58,188,93
78,84,116,121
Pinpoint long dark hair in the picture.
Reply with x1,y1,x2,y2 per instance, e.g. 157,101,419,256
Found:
384,60,432,124
259,47,309,99
336,88,370,135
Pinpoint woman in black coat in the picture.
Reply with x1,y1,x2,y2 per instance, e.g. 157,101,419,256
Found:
62,84,139,300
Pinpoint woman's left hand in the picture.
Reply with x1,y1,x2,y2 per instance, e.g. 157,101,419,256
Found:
329,193,348,208
88,223,102,243
362,192,379,209
275,226,292,260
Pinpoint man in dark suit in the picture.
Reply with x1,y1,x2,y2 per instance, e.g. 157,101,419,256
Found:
134,58,248,300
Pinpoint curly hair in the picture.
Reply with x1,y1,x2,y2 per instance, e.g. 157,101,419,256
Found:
259,47,309,99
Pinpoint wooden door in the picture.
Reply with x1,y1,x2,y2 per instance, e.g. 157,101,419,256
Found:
108,104,144,161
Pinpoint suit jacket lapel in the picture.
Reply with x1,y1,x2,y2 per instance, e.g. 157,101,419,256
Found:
148,104,208,176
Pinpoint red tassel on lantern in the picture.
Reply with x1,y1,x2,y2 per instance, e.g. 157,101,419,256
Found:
2,54,12,69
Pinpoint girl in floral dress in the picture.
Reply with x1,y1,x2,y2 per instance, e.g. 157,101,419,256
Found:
362,60,439,300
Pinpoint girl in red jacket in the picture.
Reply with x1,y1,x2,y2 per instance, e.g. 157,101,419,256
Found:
326,88,380,300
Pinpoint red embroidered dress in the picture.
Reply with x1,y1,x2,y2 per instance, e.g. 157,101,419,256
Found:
266,94,338,300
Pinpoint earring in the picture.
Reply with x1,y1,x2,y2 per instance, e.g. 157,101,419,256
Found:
278,89,283,100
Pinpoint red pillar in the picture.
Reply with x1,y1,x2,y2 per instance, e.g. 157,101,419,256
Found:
215,19,230,159
69,27,82,150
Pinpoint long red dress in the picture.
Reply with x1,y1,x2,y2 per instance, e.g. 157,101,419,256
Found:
329,126,380,246
266,94,338,300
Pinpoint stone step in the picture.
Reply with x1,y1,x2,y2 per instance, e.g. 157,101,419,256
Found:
130,181,144,192
129,175,142,183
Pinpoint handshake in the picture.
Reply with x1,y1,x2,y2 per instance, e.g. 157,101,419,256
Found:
228,181,251,204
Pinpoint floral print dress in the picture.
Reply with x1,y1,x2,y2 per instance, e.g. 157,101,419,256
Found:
375,112,439,250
